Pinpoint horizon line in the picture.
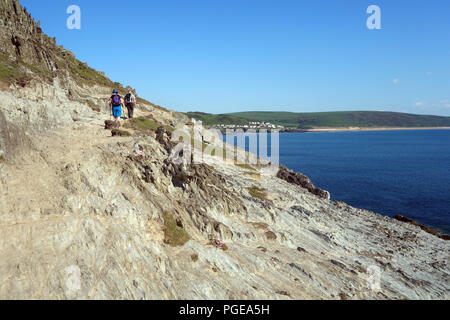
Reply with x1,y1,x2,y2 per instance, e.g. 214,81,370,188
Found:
185,110,450,117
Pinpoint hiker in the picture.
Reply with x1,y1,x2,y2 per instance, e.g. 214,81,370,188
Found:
109,89,124,124
124,90,136,119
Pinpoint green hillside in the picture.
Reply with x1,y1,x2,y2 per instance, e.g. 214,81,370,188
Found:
187,111,450,129
186,112,249,126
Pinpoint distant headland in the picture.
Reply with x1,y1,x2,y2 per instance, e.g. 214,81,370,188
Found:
186,111,450,132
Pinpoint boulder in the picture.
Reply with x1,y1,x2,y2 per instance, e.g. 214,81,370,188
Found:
277,165,330,199
105,120,119,130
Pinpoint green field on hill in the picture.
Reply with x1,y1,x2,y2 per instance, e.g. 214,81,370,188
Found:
186,111,450,129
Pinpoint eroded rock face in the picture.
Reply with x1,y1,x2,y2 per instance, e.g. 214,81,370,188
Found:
0,0,56,66
131,132,246,242
395,215,450,240
277,165,331,200
0,124,448,300
0,109,31,160
0,0,186,142
155,126,174,153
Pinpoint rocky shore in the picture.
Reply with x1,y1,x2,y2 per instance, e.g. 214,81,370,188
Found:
1,111,449,299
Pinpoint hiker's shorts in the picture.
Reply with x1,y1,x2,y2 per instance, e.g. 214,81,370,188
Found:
112,106,122,118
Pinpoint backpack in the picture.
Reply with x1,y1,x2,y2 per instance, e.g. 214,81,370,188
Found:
112,94,121,107
125,93,135,104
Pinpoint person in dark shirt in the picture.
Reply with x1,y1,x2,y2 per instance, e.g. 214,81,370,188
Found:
109,89,124,125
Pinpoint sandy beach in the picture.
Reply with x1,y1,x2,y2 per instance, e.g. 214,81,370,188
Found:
305,127,450,133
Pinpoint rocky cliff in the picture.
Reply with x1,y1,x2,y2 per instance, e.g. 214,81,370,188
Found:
0,0,448,300
0,0,185,158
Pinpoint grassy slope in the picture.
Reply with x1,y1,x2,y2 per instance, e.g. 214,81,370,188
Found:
0,0,127,92
186,112,249,126
187,111,450,129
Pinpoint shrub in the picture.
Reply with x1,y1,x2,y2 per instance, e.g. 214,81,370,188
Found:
111,129,132,137
163,212,191,247
105,120,119,130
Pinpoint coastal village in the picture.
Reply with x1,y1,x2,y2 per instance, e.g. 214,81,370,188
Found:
209,121,285,130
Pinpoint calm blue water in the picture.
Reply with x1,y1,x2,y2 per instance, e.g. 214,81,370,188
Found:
227,130,450,234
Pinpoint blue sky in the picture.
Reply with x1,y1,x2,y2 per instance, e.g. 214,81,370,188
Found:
21,0,450,115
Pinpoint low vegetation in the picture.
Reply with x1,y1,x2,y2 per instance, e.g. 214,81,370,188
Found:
0,49,115,88
162,212,191,247
0,155,5,162
0,53,27,84
105,120,120,130
191,254,199,262
248,186,268,201
186,112,248,126
124,116,174,135
86,100,101,112
18,58,55,83
66,57,112,87
111,129,132,137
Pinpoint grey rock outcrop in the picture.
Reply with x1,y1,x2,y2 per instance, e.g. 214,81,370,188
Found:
0,121,448,300
277,165,331,200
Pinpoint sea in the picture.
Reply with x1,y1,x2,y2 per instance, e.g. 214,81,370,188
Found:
225,129,450,234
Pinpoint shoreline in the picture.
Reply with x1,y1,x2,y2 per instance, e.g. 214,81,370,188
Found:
303,126,450,133
218,126,450,134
